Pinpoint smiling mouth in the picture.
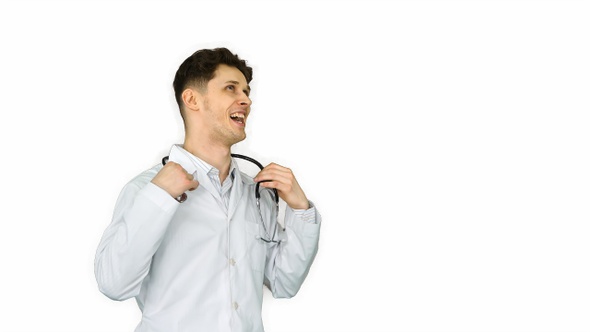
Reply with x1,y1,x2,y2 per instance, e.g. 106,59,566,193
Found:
230,113,246,125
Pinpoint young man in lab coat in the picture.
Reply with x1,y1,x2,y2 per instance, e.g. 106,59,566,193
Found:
95,48,321,332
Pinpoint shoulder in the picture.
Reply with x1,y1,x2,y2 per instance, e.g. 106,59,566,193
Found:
123,163,162,192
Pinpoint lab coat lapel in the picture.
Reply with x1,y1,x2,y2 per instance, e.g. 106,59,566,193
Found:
228,167,248,221
193,171,223,203
167,145,222,202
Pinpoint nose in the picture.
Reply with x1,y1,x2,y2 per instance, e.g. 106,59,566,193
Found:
238,91,252,107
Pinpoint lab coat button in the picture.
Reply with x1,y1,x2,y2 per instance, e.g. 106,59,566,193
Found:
233,302,239,310
229,258,236,266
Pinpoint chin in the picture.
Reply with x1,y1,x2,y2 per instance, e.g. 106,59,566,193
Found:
235,134,247,144
228,133,246,146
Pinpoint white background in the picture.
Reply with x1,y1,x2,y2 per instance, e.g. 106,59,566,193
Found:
0,0,589,331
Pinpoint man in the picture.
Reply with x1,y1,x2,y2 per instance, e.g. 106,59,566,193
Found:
95,48,321,332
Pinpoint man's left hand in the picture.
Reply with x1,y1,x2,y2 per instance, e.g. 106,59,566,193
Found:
254,163,310,210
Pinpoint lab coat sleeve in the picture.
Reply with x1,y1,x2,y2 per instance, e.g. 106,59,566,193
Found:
95,171,179,301
264,202,321,298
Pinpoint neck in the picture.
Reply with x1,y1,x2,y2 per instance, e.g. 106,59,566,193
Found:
183,135,232,183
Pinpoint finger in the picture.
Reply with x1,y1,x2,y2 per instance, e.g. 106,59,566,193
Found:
259,180,280,189
188,180,199,191
255,172,291,185
260,179,308,209
255,167,293,181
262,163,290,171
166,161,183,170
263,163,292,174
259,177,293,193
266,162,289,169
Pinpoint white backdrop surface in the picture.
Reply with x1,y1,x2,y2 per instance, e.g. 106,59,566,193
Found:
0,1,588,331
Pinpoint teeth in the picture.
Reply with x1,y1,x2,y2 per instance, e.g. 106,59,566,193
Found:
230,113,245,119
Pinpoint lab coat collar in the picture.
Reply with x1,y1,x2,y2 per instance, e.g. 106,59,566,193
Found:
167,145,253,219
167,144,222,202
167,145,197,174
228,158,255,220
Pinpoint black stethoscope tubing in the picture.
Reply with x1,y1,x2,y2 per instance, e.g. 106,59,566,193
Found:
162,154,280,243
161,154,279,205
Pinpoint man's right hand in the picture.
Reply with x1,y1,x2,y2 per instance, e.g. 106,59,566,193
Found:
151,161,199,199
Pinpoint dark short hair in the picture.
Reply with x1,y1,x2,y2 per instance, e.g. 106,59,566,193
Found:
173,47,253,110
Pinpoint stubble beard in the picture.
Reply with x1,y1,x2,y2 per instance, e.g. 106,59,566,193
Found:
204,99,246,148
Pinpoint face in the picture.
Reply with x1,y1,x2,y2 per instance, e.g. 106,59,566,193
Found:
199,64,252,147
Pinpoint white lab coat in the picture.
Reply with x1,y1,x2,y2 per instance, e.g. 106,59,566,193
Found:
95,145,321,332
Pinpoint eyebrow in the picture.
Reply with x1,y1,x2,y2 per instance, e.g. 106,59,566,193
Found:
226,80,251,94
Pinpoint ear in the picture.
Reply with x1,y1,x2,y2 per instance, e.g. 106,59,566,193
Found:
181,88,201,112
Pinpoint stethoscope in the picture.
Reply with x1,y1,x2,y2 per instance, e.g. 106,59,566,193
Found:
162,154,280,243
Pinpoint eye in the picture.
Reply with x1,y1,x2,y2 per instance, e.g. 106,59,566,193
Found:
226,85,235,92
